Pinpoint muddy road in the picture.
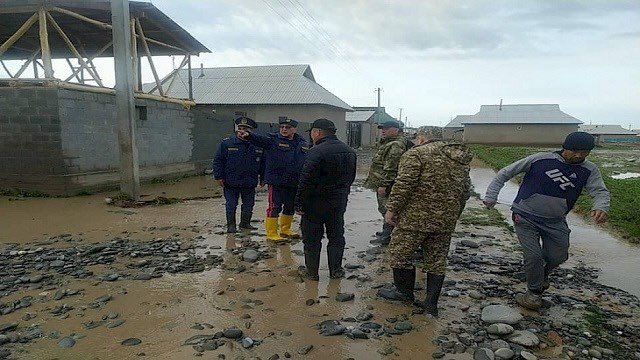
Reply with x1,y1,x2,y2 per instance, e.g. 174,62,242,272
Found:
1,164,639,359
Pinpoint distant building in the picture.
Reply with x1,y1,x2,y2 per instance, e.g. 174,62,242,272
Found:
461,104,582,145
579,125,640,144
145,64,352,157
443,115,469,141
346,107,398,148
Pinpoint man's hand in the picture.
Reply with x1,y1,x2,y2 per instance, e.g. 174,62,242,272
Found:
483,199,496,209
217,179,224,187
377,187,387,196
590,209,608,224
384,210,398,226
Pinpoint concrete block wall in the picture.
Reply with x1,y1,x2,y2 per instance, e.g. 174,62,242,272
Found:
58,89,194,174
0,86,65,181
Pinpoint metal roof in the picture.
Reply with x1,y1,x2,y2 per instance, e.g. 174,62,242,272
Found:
0,0,210,60
579,125,638,135
461,104,582,125
346,110,375,122
445,115,471,128
145,64,352,110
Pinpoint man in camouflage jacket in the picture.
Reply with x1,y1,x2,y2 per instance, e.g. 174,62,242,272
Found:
379,126,472,316
363,120,413,245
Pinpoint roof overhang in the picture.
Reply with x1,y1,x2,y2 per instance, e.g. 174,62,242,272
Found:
0,0,210,60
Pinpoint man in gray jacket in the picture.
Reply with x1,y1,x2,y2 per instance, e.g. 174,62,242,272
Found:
484,132,610,310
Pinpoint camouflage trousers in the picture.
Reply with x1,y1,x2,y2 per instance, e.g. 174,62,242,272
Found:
386,228,452,275
376,192,389,217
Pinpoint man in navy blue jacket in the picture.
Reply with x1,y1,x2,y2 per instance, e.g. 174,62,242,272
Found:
484,132,610,310
212,116,265,233
238,117,308,241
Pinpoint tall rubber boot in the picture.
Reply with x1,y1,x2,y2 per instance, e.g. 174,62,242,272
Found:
265,217,285,242
328,246,345,279
226,212,237,233
239,212,258,230
422,273,445,316
378,268,415,303
279,214,300,238
304,250,320,281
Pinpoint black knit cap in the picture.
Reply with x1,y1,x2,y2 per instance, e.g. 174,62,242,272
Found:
563,131,595,151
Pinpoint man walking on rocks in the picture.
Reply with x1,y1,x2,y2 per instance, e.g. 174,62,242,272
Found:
484,131,610,310
295,119,357,280
364,120,413,245
382,126,472,316
212,116,265,233
239,117,308,241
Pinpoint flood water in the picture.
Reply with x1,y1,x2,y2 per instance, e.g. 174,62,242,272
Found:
470,164,640,298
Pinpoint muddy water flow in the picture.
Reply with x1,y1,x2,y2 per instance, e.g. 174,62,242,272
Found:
2,181,440,359
470,164,640,298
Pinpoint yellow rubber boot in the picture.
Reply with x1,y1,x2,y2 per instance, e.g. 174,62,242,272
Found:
279,214,300,238
265,217,285,242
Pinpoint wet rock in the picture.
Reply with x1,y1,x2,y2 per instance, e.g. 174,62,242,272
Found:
242,250,259,263
53,290,65,300
134,273,153,280
0,335,8,345
481,305,523,325
394,321,413,332
50,260,65,268
487,323,514,336
0,349,9,359
432,351,445,359
474,348,494,360
588,349,602,358
0,323,18,333
508,330,539,347
107,319,126,329
280,331,292,337
298,344,313,355
319,320,346,336
184,335,216,345
494,348,514,359
122,337,142,346
305,299,315,306
29,274,44,283
241,337,254,348
58,336,76,348
335,293,355,302
347,329,368,339
519,351,537,360
356,311,373,321
469,290,486,300
461,240,480,248
223,328,243,339
94,294,112,304
446,290,461,297
490,340,510,351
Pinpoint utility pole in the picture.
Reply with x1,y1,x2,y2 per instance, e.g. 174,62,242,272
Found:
398,108,403,125
111,0,140,199
375,87,382,144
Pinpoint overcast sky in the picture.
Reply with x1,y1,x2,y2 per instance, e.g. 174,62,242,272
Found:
4,0,640,128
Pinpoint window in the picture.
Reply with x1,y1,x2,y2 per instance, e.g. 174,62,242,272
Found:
135,105,147,121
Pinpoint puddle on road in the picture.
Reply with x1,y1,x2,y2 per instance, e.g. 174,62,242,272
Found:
4,185,439,359
610,172,640,179
0,176,225,244
470,164,640,298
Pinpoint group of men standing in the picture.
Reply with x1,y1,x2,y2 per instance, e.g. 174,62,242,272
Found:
214,116,611,317
213,116,356,280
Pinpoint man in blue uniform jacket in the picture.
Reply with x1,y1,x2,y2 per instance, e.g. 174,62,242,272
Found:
212,116,265,233
484,131,610,310
238,117,308,241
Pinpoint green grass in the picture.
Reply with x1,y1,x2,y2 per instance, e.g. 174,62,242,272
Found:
460,207,513,232
471,145,640,243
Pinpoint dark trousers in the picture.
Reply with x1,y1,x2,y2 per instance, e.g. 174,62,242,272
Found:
223,186,256,214
301,199,347,253
512,213,570,293
266,185,296,217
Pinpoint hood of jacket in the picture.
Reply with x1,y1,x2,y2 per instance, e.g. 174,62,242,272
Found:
440,142,473,165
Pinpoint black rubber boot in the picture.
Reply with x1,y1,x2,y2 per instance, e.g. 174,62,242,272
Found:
378,268,415,303
328,246,345,279
379,223,394,245
304,250,320,281
421,273,445,316
238,212,258,230
226,212,237,233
